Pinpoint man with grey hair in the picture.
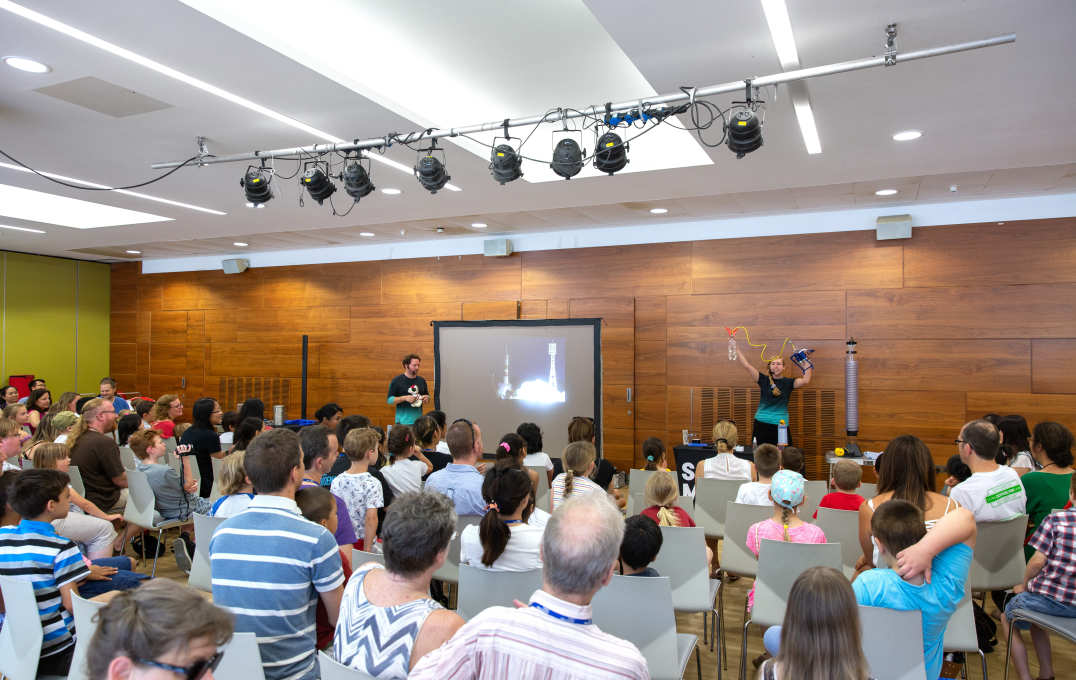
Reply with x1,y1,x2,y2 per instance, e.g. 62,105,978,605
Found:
410,492,648,679
951,418,1026,521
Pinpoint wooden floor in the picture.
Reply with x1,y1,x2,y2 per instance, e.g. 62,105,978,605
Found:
138,538,1076,680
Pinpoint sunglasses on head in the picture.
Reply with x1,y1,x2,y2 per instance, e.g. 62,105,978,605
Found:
134,650,224,680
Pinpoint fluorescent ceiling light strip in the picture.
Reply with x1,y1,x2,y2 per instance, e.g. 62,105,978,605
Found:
760,0,800,69
0,1,461,191
792,95,822,155
0,161,227,215
0,223,46,234
0,183,172,228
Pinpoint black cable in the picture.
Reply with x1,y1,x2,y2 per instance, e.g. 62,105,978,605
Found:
0,148,204,191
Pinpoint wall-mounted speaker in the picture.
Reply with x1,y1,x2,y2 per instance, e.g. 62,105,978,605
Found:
483,238,512,257
222,258,249,274
876,214,913,240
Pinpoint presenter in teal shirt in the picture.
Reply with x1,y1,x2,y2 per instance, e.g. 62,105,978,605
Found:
733,342,813,446
387,354,430,425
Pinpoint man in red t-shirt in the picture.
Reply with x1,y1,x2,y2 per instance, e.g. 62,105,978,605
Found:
813,459,867,519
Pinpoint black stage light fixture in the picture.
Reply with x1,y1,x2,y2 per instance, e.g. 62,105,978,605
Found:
342,157,375,201
727,109,763,158
594,131,628,175
415,142,450,194
240,165,272,206
489,143,523,185
550,138,584,179
301,163,336,204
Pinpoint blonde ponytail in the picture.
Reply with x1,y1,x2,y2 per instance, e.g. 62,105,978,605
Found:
656,506,682,527
563,469,575,496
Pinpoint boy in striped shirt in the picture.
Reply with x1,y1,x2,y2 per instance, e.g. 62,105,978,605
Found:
0,468,90,675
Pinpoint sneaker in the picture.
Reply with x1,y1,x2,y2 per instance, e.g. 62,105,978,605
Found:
173,537,193,574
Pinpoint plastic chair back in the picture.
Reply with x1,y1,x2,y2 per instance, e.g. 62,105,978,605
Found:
693,478,745,539
968,515,1027,591
815,507,863,579
526,465,550,512
216,632,266,680
352,550,385,569
68,592,107,680
627,469,658,515
123,467,160,529
721,501,774,577
752,540,842,627
0,575,48,680
164,437,178,453
432,515,482,584
457,565,542,620
652,526,713,612
800,480,828,520
208,457,225,503
858,605,928,680
68,464,86,497
318,649,377,679
943,590,977,651
860,482,878,499
189,512,227,592
119,445,136,470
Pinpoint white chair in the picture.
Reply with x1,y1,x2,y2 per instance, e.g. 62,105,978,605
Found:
164,437,178,454
627,469,658,515
216,632,266,680
860,482,878,498
652,526,721,656
352,550,385,568
123,467,187,577
943,591,988,680
592,575,700,680
968,516,1027,597
318,649,377,679
858,605,928,680
68,464,86,497
189,512,227,591
432,515,483,597
207,457,226,503
800,480,828,520
740,540,842,680
457,565,543,620
68,592,107,680
717,501,772,668
0,575,67,680
675,494,695,515
814,507,863,579
1004,607,1076,680
693,478,746,540
526,464,550,512
119,445,136,470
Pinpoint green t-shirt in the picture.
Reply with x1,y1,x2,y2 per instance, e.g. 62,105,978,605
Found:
1021,470,1074,560
754,374,795,425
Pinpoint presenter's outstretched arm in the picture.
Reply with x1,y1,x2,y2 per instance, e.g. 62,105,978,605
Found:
793,364,813,388
734,340,759,381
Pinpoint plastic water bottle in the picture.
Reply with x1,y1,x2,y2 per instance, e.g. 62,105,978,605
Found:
778,420,789,447
728,337,737,361
751,435,757,450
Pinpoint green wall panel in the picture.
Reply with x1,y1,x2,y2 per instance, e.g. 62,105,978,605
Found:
77,261,111,393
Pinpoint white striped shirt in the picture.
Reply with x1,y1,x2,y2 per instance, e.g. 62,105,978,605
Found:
550,473,604,511
210,495,344,680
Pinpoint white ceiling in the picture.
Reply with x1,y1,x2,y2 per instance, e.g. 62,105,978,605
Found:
0,0,1074,263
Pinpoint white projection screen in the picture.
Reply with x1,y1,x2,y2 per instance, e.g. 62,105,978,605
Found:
433,319,601,459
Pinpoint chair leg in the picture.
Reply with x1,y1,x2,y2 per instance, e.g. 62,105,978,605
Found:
978,648,988,680
714,608,723,680
739,618,751,680
702,610,708,652
695,645,702,680
150,528,164,578
718,570,727,670
1004,616,1016,680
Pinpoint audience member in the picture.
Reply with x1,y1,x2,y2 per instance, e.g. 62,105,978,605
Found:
0,417,22,471
943,453,972,490
461,465,542,571
641,436,667,471
327,413,372,480
331,427,384,550
0,468,90,675
814,459,867,519
237,397,269,426
32,443,124,558
86,579,234,680
26,387,51,431
568,415,618,501
997,414,1036,474
409,492,648,679
425,420,487,516
1001,473,1076,680
951,419,1027,521
381,424,431,495
551,440,605,510
17,377,46,404
116,412,142,446
1020,421,1074,560
1,384,19,406
492,433,550,529
619,514,663,577
50,410,79,443
780,446,805,475
517,421,554,484
333,491,464,677
300,426,357,550
209,451,255,517
4,402,31,443
130,396,154,427
49,390,80,415
210,428,345,680
758,567,872,679
641,469,695,526
98,377,131,412
296,485,354,650
130,429,213,520
857,434,959,571
853,501,976,680
173,421,192,440
703,420,753,481
218,409,239,447
181,397,224,498
735,443,780,505
68,398,128,512
414,414,452,474
429,410,450,455
230,415,263,454
149,393,182,439
315,402,344,431
21,411,63,459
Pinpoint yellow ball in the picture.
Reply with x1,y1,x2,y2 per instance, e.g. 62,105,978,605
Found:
835,447,845,457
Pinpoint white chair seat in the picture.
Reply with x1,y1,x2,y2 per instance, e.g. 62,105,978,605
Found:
0,575,67,680
68,593,107,680
318,649,377,679
814,507,862,579
189,513,227,592
216,632,266,680
942,591,988,680
457,565,543,620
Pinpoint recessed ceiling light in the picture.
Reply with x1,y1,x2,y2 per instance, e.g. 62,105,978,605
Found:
2,55,50,73
359,231,375,237
471,222,487,228
0,183,172,228
0,223,45,234
649,208,669,215
875,189,898,196
892,130,923,142
233,242,248,247
381,188,402,195
125,250,141,254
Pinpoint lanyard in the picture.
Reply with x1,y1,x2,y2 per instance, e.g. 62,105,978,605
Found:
503,519,522,525
529,602,592,625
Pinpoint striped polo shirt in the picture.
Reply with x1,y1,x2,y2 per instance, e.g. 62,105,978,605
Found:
210,494,344,680
0,519,89,658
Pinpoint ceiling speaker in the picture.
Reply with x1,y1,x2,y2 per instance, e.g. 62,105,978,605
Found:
222,258,249,274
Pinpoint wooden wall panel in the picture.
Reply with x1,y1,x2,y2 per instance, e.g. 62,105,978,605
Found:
1032,340,1076,394
462,301,518,320
848,285,1076,339
380,255,520,304
519,300,547,319
522,244,692,300
111,313,136,344
904,219,1076,288
635,296,667,342
966,392,1076,432
855,339,1030,392
149,344,187,376
858,390,966,443
667,335,847,389
692,231,903,294
667,290,846,339
149,311,186,342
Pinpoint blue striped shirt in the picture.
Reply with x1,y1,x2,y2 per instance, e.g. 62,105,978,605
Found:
0,519,89,657
210,495,344,680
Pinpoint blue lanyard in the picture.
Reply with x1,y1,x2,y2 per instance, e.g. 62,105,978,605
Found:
503,519,522,525
528,602,592,625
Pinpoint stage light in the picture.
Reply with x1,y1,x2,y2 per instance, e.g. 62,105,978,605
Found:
301,164,336,204
594,131,628,175
727,110,763,158
342,157,374,201
240,166,272,206
414,142,451,194
550,138,584,179
489,144,523,185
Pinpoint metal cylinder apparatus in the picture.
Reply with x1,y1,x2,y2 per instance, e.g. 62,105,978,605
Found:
846,338,859,436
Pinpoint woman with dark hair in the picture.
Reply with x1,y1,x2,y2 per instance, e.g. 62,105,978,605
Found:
496,432,540,492
0,384,19,407
856,434,959,571
380,425,431,496
517,422,553,484
997,414,1035,475
414,415,451,475
180,397,223,498
26,387,51,432
116,413,143,446
1020,421,1075,559
237,398,268,426
460,466,542,571
641,437,667,472
230,416,263,454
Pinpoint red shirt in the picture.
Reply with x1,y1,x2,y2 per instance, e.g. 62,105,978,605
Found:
641,505,696,527
316,548,352,649
813,491,866,519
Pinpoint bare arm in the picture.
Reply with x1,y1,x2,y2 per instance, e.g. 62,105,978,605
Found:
70,488,121,522
793,365,813,389
1015,551,1047,592
319,584,344,628
735,341,760,381
364,508,379,549
410,609,466,671
413,448,433,475
896,507,977,582
59,581,79,615
857,499,875,567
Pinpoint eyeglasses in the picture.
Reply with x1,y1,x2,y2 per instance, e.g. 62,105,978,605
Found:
134,650,224,680
954,439,967,445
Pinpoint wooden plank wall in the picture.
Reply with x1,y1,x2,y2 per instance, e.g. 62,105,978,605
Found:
110,217,1076,474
